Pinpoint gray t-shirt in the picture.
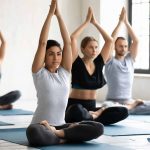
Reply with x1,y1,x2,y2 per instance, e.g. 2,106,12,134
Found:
105,53,134,101
31,67,70,126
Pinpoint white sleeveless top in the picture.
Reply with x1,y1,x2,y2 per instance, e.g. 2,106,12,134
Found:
31,67,70,126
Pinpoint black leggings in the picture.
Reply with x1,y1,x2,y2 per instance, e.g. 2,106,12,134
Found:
0,90,21,105
26,121,104,146
65,98,128,125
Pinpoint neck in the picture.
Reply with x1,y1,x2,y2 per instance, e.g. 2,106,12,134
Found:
45,66,58,73
115,55,125,61
82,57,94,63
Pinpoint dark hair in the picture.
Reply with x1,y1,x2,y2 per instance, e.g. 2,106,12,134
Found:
80,36,98,49
115,37,126,45
46,40,61,50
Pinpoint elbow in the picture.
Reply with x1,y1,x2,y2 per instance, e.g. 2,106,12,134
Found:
70,35,74,41
38,40,47,48
135,38,139,44
132,38,139,45
107,37,113,45
66,40,71,45
70,34,76,41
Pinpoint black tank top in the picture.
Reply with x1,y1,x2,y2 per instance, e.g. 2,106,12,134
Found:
71,54,106,90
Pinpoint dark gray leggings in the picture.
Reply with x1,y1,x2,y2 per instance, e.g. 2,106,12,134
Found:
26,121,104,146
0,90,21,105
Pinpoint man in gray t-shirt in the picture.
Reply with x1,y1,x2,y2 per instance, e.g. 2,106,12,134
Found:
105,7,150,115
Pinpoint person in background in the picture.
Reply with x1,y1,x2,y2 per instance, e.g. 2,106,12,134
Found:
105,7,150,115
26,0,104,146
65,7,128,125
0,31,21,110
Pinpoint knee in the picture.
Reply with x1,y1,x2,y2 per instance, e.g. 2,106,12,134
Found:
79,121,104,138
115,106,129,117
12,90,21,99
65,104,92,123
26,124,41,146
8,90,21,99
106,106,128,116
26,124,60,146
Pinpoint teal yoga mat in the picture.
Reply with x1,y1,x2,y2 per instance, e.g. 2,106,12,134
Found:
128,115,150,123
0,121,14,126
0,109,33,115
104,123,150,136
0,128,132,150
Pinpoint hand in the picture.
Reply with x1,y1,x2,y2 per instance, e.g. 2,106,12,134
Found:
123,7,129,24
54,0,61,17
40,120,56,132
91,9,97,25
40,120,49,126
0,31,3,40
85,7,92,23
119,7,129,25
49,0,56,15
119,7,125,22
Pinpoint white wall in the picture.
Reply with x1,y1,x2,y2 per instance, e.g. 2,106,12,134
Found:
0,0,150,102
0,0,80,100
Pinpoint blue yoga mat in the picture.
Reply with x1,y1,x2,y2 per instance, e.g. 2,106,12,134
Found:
39,142,132,150
0,109,33,115
0,121,14,126
0,128,132,150
128,115,150,123
104,123,150,136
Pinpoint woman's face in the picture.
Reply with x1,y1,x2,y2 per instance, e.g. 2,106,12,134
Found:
82,41,99,59
45,46,62,69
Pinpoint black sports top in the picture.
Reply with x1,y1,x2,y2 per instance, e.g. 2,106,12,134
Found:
71,54,106,90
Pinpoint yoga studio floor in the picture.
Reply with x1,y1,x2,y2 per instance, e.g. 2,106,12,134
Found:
0,99,150,150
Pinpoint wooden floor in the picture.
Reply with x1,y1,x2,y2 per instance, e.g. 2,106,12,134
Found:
0,99,150,150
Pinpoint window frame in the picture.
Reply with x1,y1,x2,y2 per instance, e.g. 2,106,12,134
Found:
128,0,150,74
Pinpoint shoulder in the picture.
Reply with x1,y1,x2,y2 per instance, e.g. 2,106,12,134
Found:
73,55,81,64
94,54,105,65
105,56,114,66
32,67,47,79
58,66,71,76
125,52,134,63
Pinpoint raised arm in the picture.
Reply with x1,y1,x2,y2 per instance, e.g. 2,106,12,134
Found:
0,31,6,64
55,0,72,72
91,11,113,64
111,7,125,50
108,7,125,60
71,7,92,63
124,7,139,60
32,0,56,73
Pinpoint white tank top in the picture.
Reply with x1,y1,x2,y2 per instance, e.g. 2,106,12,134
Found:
31,67,70,126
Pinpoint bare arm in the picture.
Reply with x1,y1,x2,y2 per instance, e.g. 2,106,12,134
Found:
55,0,72,72
108,7,125,60
124,8,139,60
71,7,92,63
32,0,56,73
91,11,113,64
0,31,6,64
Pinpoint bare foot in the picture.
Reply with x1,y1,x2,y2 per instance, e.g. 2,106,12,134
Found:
40,120,56,133
0,104,13,110
40,120,65,141
126,99,144,110
89,107,106,120
134,99,144,106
